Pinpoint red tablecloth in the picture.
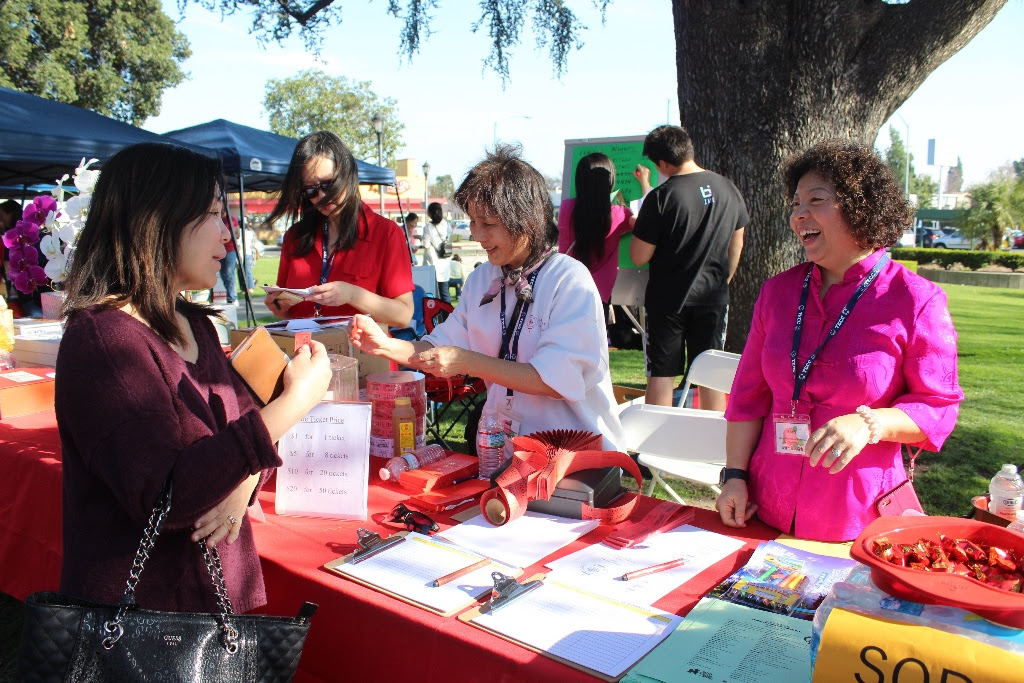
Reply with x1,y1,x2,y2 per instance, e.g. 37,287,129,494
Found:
0,410,779,682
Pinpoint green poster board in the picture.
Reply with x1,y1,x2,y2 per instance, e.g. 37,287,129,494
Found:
567,141,657,205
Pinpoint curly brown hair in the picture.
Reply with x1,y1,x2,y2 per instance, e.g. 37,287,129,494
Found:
784,140,913,249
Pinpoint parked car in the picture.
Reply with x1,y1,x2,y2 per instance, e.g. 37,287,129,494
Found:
1011,231,1024,250
450,219,472,241
932,229,977,250
915,226,939,248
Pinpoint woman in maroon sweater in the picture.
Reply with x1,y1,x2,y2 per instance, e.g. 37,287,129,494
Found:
55,143,331,613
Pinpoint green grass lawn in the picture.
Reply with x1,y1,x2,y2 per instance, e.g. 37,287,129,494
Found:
1,281,1021,679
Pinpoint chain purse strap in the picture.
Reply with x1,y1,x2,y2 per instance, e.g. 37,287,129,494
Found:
101,482,239,654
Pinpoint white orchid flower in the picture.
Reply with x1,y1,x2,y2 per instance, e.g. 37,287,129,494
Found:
53,218,77,244
43,209,60,229
52,174,70,202
74,159,100,194
39,233,63,260
64,195,89,219
44,252,69,283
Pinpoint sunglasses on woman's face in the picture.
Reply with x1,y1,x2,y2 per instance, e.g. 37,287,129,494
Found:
389,503,438,535
301,180,333,199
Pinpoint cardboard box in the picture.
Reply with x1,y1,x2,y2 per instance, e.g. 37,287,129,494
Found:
0,366,56,418
13,318,64,338
228,321,391,383
13,336,61,368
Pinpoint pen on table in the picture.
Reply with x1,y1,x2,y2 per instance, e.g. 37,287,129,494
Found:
431,558,491,587
448,474,477,486
619,557,687,581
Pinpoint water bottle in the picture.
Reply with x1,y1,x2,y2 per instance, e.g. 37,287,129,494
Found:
989,464,1024,520
1007,510,1024,533
379,444,447,482
476,412,506,480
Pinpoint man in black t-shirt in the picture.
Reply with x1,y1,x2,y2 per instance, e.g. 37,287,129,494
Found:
630,125,748,409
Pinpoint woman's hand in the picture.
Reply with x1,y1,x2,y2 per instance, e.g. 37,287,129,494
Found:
806,413,872,473
265,291,296,317
306,281,357,309
349,314,393,356
715,479,758,528
191,473,260,547
409,345,471,378
281,340,332,408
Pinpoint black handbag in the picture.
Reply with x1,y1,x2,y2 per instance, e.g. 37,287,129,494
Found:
15,484,317,682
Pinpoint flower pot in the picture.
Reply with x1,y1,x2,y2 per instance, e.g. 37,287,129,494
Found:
40,291,66,320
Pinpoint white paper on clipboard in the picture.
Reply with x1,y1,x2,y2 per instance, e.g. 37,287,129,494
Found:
276,402,370,520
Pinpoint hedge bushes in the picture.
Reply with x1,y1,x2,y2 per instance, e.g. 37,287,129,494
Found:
890,248,1024,271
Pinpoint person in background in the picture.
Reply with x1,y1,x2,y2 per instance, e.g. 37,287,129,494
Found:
405,212,422,264
56,142,331,612
423,202,453,304
448,253,464,299
715,139,963,542
630,125,748,410
265,131,413,327
218,210,238,305
237,222,263,295
350,145,625,449
558,153,635,320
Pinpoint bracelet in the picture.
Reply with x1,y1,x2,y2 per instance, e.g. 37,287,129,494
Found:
856,405,882,444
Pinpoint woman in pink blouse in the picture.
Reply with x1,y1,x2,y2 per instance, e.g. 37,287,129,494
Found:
557,153,635,307
716,140,963,542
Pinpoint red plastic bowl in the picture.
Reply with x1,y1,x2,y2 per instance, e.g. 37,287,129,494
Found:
850,515,1024,628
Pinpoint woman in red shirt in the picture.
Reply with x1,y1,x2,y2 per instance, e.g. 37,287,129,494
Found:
265,131,414,327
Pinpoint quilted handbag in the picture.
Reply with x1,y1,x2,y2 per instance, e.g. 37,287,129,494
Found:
15,484,317,683
874,446,925,517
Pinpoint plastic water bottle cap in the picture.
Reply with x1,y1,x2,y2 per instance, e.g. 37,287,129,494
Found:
379,468,391,480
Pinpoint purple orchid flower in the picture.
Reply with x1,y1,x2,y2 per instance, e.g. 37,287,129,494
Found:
12,264,47,294
22,195,58,225
2,220,41,249
9,244,40,269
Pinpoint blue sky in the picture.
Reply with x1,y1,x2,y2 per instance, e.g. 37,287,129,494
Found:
146,0,1023,188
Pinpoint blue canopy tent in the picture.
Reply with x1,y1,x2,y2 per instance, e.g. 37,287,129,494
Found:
0,85,216,194
161,119,396,191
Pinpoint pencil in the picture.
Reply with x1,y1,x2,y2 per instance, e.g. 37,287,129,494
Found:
619,557,687,581
431,558,491,587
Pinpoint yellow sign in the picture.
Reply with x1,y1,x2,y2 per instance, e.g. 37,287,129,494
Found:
813,608,1023,683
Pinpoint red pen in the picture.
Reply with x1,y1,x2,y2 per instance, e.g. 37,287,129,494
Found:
619,557,687,581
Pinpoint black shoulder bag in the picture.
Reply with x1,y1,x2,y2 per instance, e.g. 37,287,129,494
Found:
16,483,317,682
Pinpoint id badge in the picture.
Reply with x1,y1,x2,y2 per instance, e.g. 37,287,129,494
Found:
772,413,811,456
498,399,523,459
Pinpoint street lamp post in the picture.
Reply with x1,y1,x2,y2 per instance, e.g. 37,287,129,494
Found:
422,161,430,211
492,115,532,146
371,113,385,215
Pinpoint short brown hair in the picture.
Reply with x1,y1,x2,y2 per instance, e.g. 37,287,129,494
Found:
454,145,555,261
784,140,913,249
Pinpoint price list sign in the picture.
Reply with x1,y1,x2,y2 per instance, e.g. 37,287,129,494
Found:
276,402,371,520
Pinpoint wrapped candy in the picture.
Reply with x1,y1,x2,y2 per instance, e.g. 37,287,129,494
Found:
872,534,1024,593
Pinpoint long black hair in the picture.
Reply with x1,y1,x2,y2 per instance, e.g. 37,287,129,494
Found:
265,131,361,257
571,153,615,268
63,143,223,346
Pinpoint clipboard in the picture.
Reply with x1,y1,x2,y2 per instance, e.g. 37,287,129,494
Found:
459,574,680,682
324,531,522,617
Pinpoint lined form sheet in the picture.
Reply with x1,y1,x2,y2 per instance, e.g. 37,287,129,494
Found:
470,580,682,678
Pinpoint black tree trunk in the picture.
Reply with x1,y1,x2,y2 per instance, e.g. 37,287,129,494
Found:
671,0,1006,351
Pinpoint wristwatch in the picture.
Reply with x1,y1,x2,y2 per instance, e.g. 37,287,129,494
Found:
718,467,748,486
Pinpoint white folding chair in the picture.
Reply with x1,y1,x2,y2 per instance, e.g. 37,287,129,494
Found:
619,403,727,504
675,349,741,408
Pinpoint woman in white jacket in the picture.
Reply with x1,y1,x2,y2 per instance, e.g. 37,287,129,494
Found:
350,145,624,450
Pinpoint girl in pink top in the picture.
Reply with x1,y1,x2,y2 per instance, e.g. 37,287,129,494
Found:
558,153,635,303
716,140,963,542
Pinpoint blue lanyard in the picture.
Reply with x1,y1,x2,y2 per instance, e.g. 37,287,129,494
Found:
498,264,544,399
316,222,339,317
790,255,888,406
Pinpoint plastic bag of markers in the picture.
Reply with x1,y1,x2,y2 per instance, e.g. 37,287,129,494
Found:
810,565,1024,671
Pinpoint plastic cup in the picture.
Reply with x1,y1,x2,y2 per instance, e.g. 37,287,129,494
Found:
324,354,359,402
